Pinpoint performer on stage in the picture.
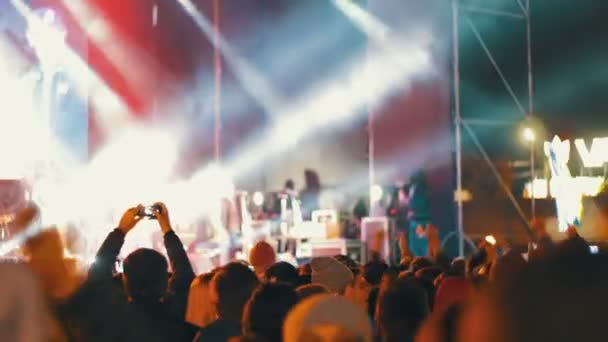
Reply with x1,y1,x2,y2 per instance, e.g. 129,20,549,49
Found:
407,170,432,256
300,170,321,220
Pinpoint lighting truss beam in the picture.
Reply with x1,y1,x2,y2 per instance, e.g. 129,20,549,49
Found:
461,5,525,20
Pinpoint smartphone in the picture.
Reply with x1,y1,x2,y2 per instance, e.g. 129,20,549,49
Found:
140,205,161,219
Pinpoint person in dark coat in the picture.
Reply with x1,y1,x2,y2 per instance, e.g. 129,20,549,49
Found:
63,203,196,342
407,171,432,257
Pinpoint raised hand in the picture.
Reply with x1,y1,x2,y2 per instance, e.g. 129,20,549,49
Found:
152,202,172,234
118,205,144,234
426,224,441,258
13,203,40,234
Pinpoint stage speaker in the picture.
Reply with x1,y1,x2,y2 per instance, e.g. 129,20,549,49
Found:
291,221,327,239
297,238,365,264
312,209,341,238
361,216,390,263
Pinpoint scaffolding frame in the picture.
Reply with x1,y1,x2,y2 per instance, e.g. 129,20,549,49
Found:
452,0,535,256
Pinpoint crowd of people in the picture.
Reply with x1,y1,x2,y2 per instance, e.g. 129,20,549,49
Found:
1,201,606,342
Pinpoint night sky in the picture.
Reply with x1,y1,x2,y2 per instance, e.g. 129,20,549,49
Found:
458,0,608,158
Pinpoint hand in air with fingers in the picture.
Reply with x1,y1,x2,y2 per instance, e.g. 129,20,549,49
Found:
118,205,144,234
151,202,172,234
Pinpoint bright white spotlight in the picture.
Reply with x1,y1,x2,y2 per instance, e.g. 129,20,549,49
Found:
370,185,384,203
10,0,131,134
332,0,390,41
80,127,178,213
26,8,67,64
252,191,265,207
57,81,70,95
189,163,235,200
522,127,535,143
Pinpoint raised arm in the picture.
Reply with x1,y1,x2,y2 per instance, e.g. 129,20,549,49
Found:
88,206,143,282
152,203,195,318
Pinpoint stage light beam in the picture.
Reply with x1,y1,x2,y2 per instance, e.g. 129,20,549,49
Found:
177,0,284,118
227,36,432,176
331,0,390,41
9,0,131,134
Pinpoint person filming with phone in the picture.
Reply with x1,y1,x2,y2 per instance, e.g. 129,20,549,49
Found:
69,202,196,341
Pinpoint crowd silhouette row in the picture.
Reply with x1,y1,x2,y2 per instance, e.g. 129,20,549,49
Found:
1,202,606,342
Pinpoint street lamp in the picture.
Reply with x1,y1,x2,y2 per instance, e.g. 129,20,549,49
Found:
522,126,536,218
522,127,536,143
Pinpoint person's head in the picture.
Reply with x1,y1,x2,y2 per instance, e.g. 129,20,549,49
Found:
363,261,389,287
249,241,277,278
186,271,217,328
295,284,330,301
415,267,443,283
555,234,590,257
311,257,354,294
376,279,429,342
243,283,298,342
284,294,373,342
435,252,453,272
304,170,321,190
266,262,299,286
285,180,295,191
410,257,434,273
448,258,466,277
458,252,608,342
122,248,169,304
211,262,259,321
489,251,527,283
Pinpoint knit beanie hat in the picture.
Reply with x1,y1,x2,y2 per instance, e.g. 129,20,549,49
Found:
249,241,276,269
311,257,354,294
283,294,372,342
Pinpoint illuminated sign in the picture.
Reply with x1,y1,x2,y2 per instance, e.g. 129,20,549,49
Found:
541,136,608,168
543,136,606,231
574,137,608,168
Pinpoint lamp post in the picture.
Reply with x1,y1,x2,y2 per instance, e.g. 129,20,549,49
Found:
523,127,536,218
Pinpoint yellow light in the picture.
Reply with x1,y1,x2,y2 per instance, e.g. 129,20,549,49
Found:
485,235,497,245
370,185,383,203
522,127,535,143
252,191,265,207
